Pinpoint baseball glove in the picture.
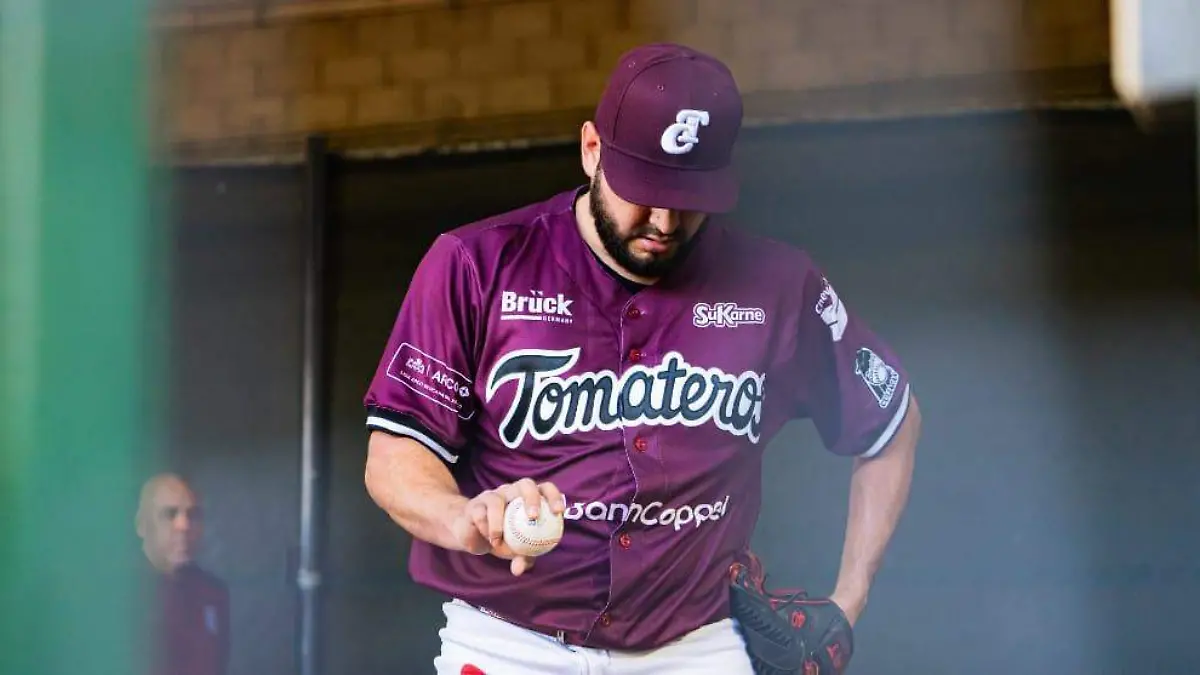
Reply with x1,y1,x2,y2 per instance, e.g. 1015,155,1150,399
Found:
729,551,854,675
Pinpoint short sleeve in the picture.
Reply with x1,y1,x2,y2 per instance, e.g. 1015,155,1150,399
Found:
363,234,482,465
217,582,231,674
793,261,913,458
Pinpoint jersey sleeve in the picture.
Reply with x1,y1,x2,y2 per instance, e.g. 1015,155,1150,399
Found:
216,581,231,675
792,259,913,458
363,233,482,465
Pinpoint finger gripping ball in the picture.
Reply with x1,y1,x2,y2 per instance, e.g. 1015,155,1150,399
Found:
503,496,563,557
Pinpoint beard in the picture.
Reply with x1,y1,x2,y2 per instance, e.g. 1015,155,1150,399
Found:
589,169,689,279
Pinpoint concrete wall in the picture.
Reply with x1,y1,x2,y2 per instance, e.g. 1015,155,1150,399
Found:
153,0,1114,161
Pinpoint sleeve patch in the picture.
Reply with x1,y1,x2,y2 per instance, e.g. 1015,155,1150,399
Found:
814,277,848,342
385,342,477,421
853,347,901,409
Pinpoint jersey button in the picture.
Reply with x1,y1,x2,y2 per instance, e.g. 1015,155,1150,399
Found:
628,348,642,363
618,533,632,549
633,437,648,452
626,306,641,319
599,613,612,627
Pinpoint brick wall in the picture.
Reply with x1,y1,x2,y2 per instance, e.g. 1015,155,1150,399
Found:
154,0,1114,162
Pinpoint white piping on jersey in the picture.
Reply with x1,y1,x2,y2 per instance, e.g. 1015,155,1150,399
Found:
366,416,459,464
860,383,910,459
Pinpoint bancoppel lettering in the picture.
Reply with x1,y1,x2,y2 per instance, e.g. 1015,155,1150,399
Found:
692,302,767,328
500,290,574,325
562,496,732,532
387,343,476,419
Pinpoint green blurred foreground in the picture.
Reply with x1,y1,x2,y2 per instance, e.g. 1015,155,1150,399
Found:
1,1,160,673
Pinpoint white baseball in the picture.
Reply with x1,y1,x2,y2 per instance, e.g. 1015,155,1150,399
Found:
503,495,563,557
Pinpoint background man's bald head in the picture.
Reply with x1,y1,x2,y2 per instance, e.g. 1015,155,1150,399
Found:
138,473,195,515
137,473,203,574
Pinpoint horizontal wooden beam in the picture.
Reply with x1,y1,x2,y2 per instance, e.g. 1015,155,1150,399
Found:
157,66,1119,166
152,0,444,30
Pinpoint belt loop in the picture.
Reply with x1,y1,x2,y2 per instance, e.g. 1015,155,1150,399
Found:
555,630,566,644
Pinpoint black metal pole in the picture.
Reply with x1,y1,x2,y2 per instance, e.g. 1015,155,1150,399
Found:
298,134,331,675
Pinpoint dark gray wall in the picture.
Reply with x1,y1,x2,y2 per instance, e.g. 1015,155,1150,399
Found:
165,167,306,675
167,109,1199,675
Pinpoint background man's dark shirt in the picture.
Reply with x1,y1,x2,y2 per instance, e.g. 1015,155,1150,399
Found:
146,562,230,675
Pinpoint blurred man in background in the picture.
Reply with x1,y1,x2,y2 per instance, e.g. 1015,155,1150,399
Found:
137,473,230,675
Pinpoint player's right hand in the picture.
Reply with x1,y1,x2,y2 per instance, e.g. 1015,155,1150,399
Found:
449,478,565,577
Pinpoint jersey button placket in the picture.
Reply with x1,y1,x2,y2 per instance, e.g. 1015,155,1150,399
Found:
622,301,644,364
615,299,647,635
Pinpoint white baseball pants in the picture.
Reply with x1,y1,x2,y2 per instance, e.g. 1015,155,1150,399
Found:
433,599,756,675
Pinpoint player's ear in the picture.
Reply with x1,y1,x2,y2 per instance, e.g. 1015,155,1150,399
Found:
580,121,601,180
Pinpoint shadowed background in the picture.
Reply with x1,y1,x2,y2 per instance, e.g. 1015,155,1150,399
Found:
4,0,1195,672
0,0,1184,674
164,108,1198,675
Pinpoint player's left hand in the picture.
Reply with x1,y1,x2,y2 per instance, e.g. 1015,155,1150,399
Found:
730,552,858,674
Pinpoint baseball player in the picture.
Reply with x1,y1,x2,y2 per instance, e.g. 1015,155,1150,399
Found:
363,43,922,675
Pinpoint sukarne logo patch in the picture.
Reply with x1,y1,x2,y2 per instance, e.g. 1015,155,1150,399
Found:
692,302,766,328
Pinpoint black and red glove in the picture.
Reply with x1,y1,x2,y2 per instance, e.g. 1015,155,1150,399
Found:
729,552,854,675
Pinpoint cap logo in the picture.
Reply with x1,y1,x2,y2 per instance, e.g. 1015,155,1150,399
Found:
660,109,710,155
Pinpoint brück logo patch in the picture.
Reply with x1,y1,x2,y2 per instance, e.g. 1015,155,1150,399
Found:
387,343,475,419
500,290,573,325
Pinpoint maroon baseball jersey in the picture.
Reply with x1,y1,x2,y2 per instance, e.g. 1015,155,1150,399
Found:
363,187,912,651
147,563,230,675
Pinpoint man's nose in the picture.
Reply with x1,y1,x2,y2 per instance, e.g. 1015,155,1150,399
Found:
172,512,192,531
649,208,681,235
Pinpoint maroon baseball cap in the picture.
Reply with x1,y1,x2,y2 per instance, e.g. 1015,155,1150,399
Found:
594,43,743,214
